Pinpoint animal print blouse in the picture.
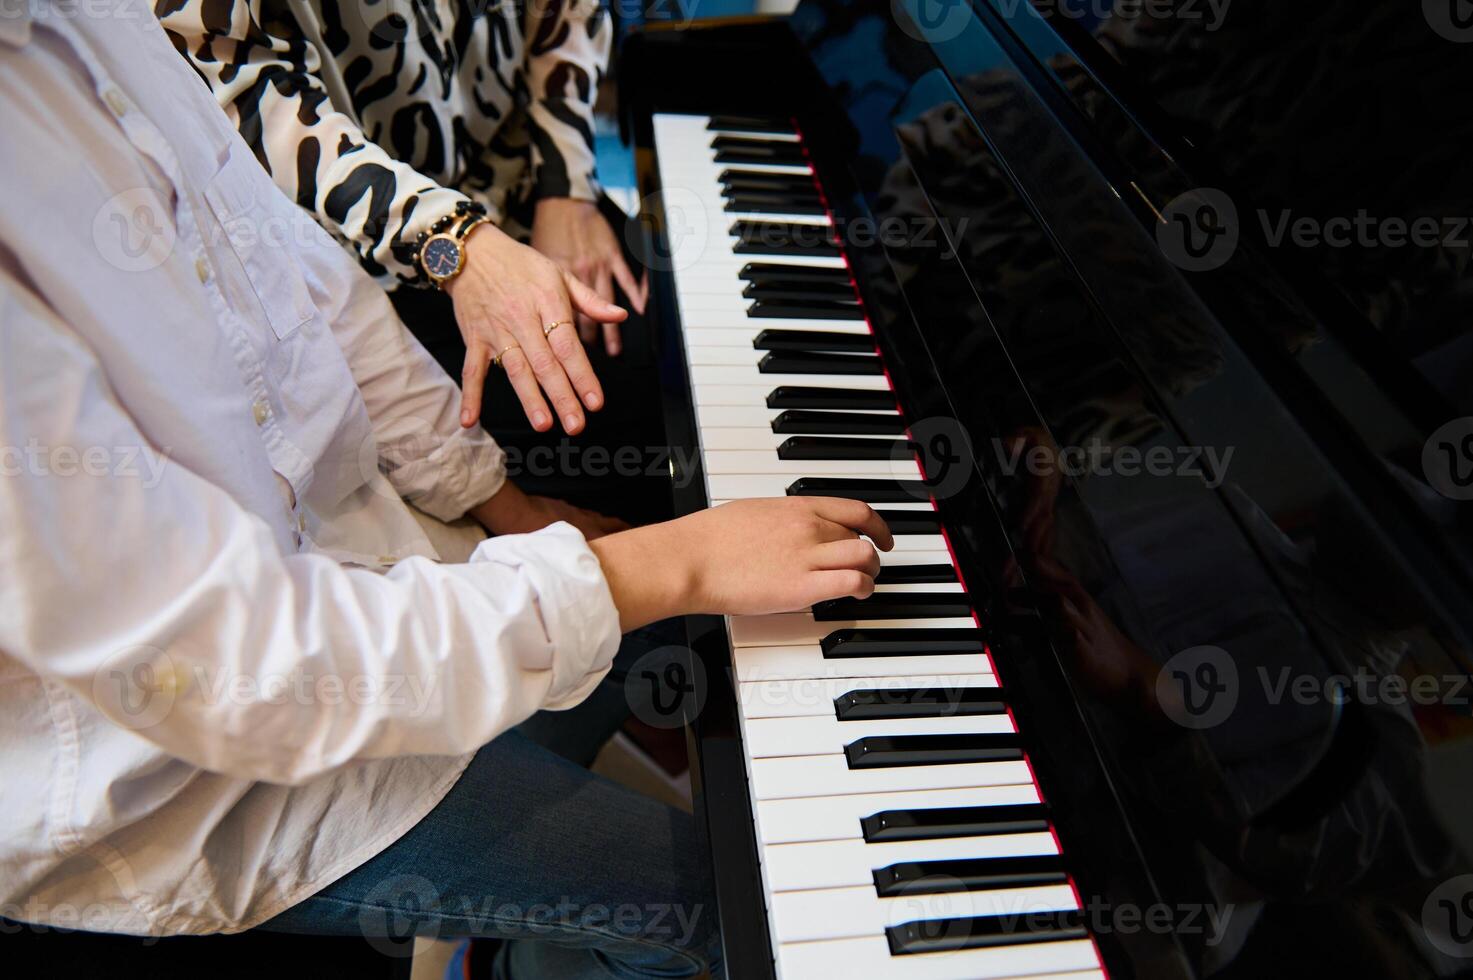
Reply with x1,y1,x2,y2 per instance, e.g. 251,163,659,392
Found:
157,0,610,286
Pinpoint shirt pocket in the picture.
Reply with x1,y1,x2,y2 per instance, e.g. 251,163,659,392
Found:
203,145,316,340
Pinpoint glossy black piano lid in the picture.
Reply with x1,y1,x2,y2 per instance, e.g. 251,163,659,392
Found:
782,1,1473,978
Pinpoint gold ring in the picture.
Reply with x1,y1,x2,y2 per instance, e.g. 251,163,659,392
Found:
491,343,520,369
543,320,572,337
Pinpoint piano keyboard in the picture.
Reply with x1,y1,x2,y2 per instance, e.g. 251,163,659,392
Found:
652,112,1106,980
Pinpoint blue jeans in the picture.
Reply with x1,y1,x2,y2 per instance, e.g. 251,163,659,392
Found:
261,627,721,979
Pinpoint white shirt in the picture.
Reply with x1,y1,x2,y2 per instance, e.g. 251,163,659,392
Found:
0,2,621,936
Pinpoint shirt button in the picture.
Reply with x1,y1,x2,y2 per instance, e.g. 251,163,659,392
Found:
252,400,270,426
297,513,306,532
103,88,128,117
377,555,397,566
195,256,210,283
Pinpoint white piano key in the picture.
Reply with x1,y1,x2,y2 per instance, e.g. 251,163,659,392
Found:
700,427,903,450
694,384,890,408
685,328,870,349
746,712,1015,758
665,160,814,176
691,365,889,388
750,754,1034,802
738,673,996,720
762,830,1058,890
686,347,767,366
776,936,1102,980
770,882,1079,943
708,128,802,141
678,252,848,270
755,783,1038,844
873,582,965,593
696,404,894,428
704,475,925,501
678,311,862,330
734,644,992,682
888,533,951,552
729,614,975,648
702,452,900,477
723,210,833,226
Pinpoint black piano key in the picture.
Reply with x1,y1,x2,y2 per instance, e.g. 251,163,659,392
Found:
778,436,907,462
821,628,986,658
767,387,896,410
725,196,826,216
756,332,873,355
744,281,856,303
758,351,883,375
707,115,796,134
887,910,1087,955
786,477,926,501
813,593,972,621
770,410,904,435
735,239,841,258
722,178,822,198
874,509,941,534
874,856,1070,897
711,136,808,165
716,149,809,167
749,299,866,320
872,562,956,583
721,173,819,197
834,687,1005,721
731,220,841,257
845,733,1024,769
739,262,851,286
861,804,1051,843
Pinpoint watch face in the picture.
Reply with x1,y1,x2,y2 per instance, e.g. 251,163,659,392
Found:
423,236,462,280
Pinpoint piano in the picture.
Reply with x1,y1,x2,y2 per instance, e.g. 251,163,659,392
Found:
617,1,1473,977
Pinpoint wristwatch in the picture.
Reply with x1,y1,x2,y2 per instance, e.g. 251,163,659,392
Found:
412,201,489,289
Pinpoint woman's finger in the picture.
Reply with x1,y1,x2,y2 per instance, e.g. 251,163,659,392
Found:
595,269,622,356
557,271,615,409
565,267,627,324
484,320,553,430
459,339,491,428
610,254,646,315
518,308,587,434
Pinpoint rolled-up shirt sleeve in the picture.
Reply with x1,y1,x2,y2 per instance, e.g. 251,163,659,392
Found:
0,273,621,786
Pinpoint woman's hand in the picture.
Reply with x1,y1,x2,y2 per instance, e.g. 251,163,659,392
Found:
470,480,629,541
531,198,648,356
588,497,895,631
446,223,628,433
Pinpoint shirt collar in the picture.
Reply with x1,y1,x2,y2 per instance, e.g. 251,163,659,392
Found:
0,8,32,47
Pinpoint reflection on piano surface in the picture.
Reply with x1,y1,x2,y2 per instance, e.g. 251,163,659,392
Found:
620,1,1473,977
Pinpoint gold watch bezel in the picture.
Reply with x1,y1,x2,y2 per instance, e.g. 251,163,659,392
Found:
421,230,467,287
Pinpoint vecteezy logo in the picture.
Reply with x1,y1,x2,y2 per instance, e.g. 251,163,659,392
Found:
889,417,974,501
1155,188,1239,272
1156,645,1238,730
91,646,179,731
894,0,974,43
358,873,440,957
1423,874,1473,957
1425,0,1473,42
631,186,710,274
626,646,707,729
1423,417,1473,500
92,187,177,273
